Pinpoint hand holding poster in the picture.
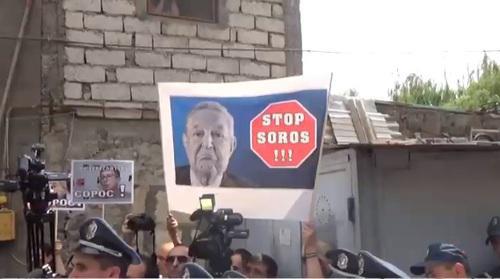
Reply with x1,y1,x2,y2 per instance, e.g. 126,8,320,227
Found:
70,160,134,204
159,76,328,220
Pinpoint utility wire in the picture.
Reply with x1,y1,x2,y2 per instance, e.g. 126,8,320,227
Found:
1,34,499,54
0,34,327,53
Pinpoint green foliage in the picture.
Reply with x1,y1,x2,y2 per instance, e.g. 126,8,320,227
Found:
389,74,456,107
389,54,500,111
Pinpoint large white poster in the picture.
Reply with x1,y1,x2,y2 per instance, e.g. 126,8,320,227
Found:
159,76,329,220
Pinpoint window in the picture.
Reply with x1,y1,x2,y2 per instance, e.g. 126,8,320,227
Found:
147,0,218,23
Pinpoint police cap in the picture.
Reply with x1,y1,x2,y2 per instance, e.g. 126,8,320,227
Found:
358,250,409,278
410,243,468,276
325,248,359,275
76,217,141,265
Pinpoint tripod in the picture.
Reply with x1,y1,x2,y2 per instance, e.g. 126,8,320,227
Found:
24,205,56,272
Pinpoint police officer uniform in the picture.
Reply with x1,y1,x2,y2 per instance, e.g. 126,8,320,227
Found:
72,217,141,268
478,216,500,278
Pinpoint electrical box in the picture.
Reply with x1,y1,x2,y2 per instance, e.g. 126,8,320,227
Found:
0,208,15,241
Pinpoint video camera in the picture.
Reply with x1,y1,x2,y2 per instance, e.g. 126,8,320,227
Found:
0,144,70,272
189,194,249,276
127,213,156,232
0,144,70,211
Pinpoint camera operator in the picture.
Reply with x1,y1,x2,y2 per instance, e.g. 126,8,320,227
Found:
230,248,252,276
247,253,278,278
67,217,141,278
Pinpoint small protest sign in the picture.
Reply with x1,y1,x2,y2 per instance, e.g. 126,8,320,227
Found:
70,160,134,204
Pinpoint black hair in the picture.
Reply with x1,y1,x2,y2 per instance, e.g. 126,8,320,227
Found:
250,254,278,278
141,254,160,278
233,248,252,266
99,165,120,178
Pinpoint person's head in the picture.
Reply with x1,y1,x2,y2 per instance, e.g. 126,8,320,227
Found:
165,245,192,278
231,248,252,275
486,216,500,259
247,254,278,278
157,242,175,276
99,165,120,191
69,251,129,278
68,218,141,278
410,243,470,278
183,102,236,186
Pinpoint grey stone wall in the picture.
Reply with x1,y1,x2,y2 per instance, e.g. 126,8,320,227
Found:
376,101,500,138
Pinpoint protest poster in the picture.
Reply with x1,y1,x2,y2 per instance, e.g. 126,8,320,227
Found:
48,180,85,211
70,160,134,204
158,76,329,220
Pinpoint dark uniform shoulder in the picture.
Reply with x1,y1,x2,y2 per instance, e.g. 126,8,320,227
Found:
478,266,500,278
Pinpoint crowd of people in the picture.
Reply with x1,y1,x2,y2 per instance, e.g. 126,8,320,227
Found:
41,213,500,278
48,212,279,278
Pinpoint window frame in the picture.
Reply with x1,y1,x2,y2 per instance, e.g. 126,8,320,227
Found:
136,0,225,24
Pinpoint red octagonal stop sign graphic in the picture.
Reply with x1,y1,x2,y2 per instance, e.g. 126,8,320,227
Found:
250,100,317,168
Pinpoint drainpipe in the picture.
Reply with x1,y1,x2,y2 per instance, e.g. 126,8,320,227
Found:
0,0,33,178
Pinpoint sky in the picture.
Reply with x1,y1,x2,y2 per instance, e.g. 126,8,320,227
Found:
300,0,500,100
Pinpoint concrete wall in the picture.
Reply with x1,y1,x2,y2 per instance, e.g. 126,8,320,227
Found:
376,101,500,138
356,147,500,275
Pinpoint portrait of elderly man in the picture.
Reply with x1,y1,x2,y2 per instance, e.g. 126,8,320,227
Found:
176,101,250,187
98,165,132,200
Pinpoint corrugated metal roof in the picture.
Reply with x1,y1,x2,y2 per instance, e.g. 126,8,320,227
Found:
328,96,359,144
324,96,403,146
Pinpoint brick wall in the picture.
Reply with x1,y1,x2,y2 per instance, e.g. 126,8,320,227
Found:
62,0,296,119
